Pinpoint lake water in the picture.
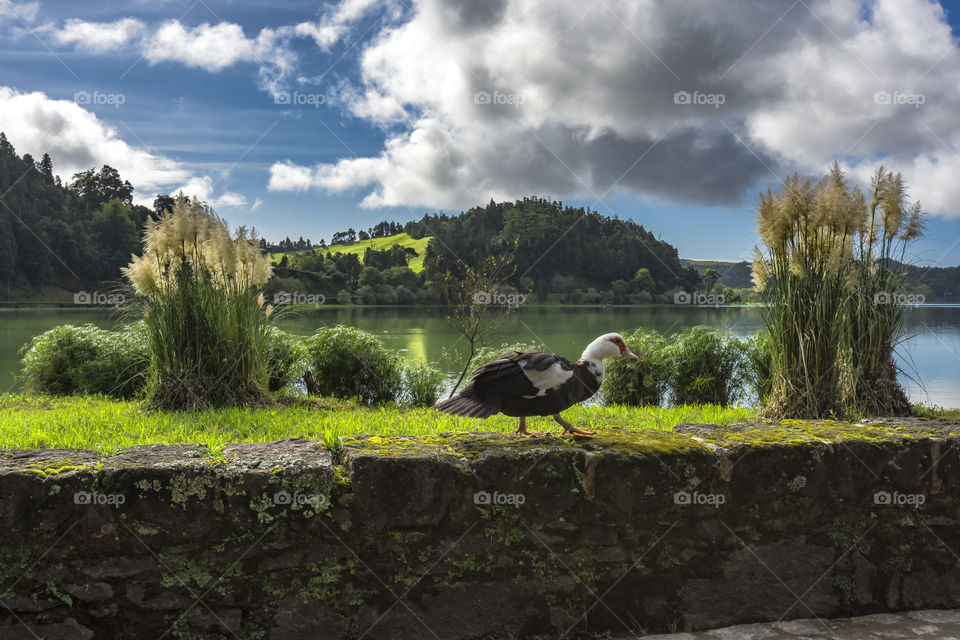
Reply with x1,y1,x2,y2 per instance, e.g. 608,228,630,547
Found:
2,305,958,408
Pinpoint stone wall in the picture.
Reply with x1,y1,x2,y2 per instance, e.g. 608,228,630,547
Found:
1,418,959,639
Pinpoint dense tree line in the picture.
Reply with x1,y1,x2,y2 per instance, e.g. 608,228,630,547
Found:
0,133,155,296
261,236,322,253
261,222,404,252
11,139,949,307
267,197,705,305
899,263,958,301
410,197,701,301
682,260,754,290
682,259,958,301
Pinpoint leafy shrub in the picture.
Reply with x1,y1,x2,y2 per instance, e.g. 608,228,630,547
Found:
123,195,275,409
666,326,749,406
603,329,671,406
302,325,402,404
264,327,304,392
401,360,445,407
21,323,149,399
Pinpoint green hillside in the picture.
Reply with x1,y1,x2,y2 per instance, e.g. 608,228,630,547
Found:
681,259,753,289
272,233,432,273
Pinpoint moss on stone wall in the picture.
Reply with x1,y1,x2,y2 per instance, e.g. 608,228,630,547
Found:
1,420,958,639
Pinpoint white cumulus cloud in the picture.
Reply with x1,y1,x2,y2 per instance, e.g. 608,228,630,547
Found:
0,87,241,208
175,175,247,208
0,0,38,23
142,21,261,72
267,0,960,219
53,17,145,53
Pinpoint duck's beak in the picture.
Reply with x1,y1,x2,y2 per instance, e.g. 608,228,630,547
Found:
622,347,640,360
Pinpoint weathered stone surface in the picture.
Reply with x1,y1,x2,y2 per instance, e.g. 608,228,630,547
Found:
346,450,468,527
63,582,114,602
81,556,155,579
0,618,93,640
125,584,196,610
683,540,840,628
0,423,958,638
614,609,960,639
271,596,344,639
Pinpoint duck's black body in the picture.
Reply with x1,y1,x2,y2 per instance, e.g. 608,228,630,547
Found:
433,333,638,437
433,351,601,418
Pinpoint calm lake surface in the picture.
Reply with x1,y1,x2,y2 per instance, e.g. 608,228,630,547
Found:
2,305,958,407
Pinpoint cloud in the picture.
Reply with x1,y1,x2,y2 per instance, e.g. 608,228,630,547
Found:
36,0,398,95
41,17,298,96
293,0,393,50
268,0,960,218
251,197,264,211
42,5,387,97
267,161,318,191
142,21,260,71
175,175,247,208
0,87,239,207
0,0,38,23
53,18,145,53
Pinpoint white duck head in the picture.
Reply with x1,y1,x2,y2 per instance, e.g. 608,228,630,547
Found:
581,333,640,363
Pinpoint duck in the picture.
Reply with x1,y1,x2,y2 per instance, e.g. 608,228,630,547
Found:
432,333,639,437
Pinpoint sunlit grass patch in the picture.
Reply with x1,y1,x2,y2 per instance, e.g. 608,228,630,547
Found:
0,394,756,453
271,233,432,273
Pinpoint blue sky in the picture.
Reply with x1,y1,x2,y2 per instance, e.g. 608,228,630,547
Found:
2,0,960,266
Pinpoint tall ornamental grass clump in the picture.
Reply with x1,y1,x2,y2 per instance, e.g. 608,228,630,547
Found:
753,164,923,419
123,195,275,409
843,168,922,416
745,329,774,405
21,323,149,399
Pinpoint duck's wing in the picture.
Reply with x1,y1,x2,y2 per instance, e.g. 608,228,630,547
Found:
469,351,576,398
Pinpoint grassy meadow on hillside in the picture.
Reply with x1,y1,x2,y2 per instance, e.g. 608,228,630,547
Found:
271,232,432,273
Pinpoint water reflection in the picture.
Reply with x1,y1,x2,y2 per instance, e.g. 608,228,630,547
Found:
2,305,958,407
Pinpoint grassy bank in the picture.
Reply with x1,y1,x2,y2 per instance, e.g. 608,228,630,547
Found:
271,232,432,273
0,394,754,453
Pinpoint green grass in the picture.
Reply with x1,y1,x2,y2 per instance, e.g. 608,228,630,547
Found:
271,233,433,273
912,405,960,419
0,394,755,453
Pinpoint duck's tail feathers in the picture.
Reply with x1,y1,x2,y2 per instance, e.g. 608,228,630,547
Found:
432,394,500,419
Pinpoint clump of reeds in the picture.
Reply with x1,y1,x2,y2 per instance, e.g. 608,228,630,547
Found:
122,194,275,409
753,163,924,419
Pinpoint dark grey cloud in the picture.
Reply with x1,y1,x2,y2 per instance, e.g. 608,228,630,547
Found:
270,0,960,217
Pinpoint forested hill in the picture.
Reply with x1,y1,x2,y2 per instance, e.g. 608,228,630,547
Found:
0,132,155,298
681,260,753,289
409,198,700,298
